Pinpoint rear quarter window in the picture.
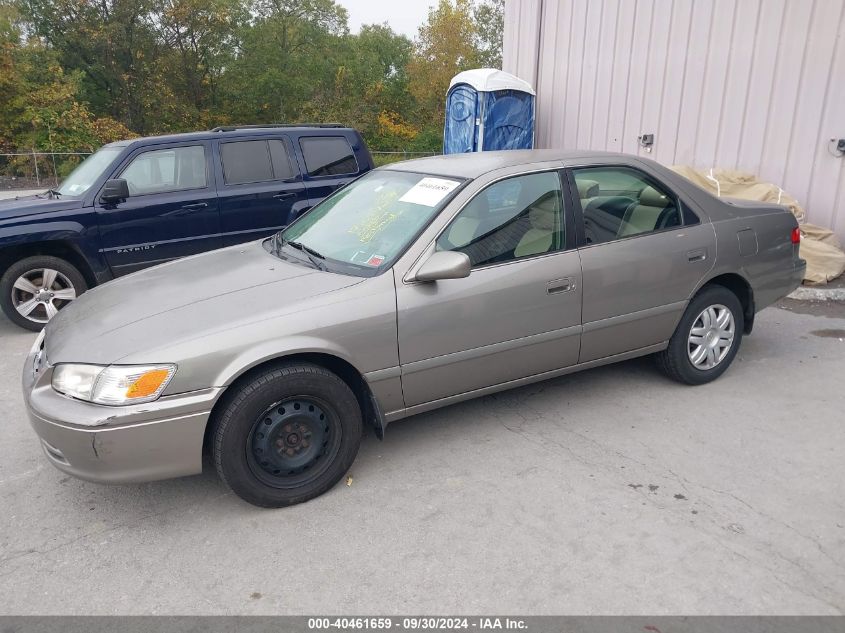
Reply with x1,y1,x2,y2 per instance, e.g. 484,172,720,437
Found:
299,136,358,177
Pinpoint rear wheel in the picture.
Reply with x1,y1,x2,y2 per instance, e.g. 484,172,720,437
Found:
657,284,744,385
0,255,87,331
212,363,362,508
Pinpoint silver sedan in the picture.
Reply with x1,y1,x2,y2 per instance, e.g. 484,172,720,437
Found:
22,150,805,507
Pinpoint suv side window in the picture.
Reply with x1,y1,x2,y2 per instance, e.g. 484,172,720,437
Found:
120,145,207,196
572,166,692,245
436,171,565,267
220,139,295,185
300,136,358,176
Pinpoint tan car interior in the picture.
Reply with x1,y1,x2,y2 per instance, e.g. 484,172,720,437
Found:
513,192,561,257
576,176,681,244
442,172,682,259
440,184,563,265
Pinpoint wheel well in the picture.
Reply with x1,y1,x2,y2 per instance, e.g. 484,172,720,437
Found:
701,273,755,334
203,352,383,455
0,241,98,288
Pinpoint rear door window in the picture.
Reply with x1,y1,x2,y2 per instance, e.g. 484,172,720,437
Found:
571,166,690,245
220,139,298,186
299,136,358,176
220,140,274,185
268,139,295,180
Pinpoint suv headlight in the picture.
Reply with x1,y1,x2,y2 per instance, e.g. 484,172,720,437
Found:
52,364,177,405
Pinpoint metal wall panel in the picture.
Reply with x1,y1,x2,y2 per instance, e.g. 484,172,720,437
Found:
503,0,845,240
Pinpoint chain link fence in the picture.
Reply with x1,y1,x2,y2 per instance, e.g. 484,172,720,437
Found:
0,151,93,190
0,150,438,191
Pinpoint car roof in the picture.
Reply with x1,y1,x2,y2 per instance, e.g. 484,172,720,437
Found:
382,149,633,179
104,126,357,149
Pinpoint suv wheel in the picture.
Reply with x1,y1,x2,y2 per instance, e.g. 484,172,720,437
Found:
0,255,88,331
656,284,744,385
212,363,363,508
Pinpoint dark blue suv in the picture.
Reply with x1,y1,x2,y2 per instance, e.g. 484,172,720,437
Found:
0,125,373,330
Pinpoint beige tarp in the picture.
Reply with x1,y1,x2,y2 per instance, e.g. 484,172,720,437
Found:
670,166,845,285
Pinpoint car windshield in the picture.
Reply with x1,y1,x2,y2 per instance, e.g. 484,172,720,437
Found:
274,170,464,276
56,146,123,196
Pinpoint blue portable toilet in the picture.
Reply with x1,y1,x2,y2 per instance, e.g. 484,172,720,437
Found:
443,68,536,154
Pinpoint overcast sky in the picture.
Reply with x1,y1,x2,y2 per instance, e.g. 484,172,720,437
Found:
340,0,434,38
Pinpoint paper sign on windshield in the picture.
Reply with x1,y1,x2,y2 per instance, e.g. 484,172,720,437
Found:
398,178,460,207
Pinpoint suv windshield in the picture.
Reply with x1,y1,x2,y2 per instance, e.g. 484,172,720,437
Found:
56,146,123,196
274,170,463,276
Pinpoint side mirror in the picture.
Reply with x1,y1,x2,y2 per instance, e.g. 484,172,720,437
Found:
101,178,129,203
415,250,471,282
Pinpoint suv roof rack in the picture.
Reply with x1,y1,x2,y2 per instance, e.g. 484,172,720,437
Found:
210,123,345,132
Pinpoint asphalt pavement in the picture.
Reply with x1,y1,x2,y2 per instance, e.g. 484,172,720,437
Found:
0,189,44,200
0,303,843,614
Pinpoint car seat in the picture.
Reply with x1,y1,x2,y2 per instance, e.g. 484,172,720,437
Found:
617,186,678,237
514,191,560,257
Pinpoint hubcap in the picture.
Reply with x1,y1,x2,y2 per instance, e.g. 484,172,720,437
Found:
688,304,735,370
11,268,76,324
247,397,340,488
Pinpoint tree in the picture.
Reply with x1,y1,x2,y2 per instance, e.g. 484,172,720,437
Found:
298,23,415,147
5,0,500,156
154,0,248,126
407,0,480,128
19,0,162,132
474,0,503,68
221,0,349,123
0,2,131,154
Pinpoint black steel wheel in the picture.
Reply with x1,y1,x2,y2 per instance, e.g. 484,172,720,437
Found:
246,396,342,489
212,362,362,508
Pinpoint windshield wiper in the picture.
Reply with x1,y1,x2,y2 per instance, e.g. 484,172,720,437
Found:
285,239,327,271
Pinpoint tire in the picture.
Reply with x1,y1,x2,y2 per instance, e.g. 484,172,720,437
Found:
0,255,88,331
212,363,363,508
656,284,744,385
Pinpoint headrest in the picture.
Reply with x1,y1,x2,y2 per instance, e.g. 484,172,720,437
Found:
638,186,670,207
528,192,558,231
576,179,599,199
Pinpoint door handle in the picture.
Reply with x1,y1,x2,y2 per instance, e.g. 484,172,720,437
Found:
547,277,575,294
274,192,296,201
687,249,707,262
180,202,208,211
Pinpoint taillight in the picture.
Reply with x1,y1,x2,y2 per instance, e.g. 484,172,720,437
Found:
791,227,801,244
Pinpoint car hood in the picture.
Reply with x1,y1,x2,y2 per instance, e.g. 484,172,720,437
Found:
46,240,362,365
0,194,83,218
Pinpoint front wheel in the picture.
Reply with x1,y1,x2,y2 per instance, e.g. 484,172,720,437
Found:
656,284,744,385
212,363,362,508
0,255,88,331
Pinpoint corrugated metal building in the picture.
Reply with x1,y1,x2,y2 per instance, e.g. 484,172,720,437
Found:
503,0,845,240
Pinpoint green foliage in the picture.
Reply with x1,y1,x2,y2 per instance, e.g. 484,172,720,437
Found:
1,0,504,155
408,0,480,128
0,1,132,155
474,0,504,68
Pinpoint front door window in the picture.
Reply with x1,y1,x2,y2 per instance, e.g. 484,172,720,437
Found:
120,146,207,196
436,171,565,267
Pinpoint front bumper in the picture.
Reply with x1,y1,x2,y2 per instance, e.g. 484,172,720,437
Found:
22,338,221,484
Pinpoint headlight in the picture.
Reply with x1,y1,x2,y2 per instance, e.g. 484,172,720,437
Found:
52,364,177,405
